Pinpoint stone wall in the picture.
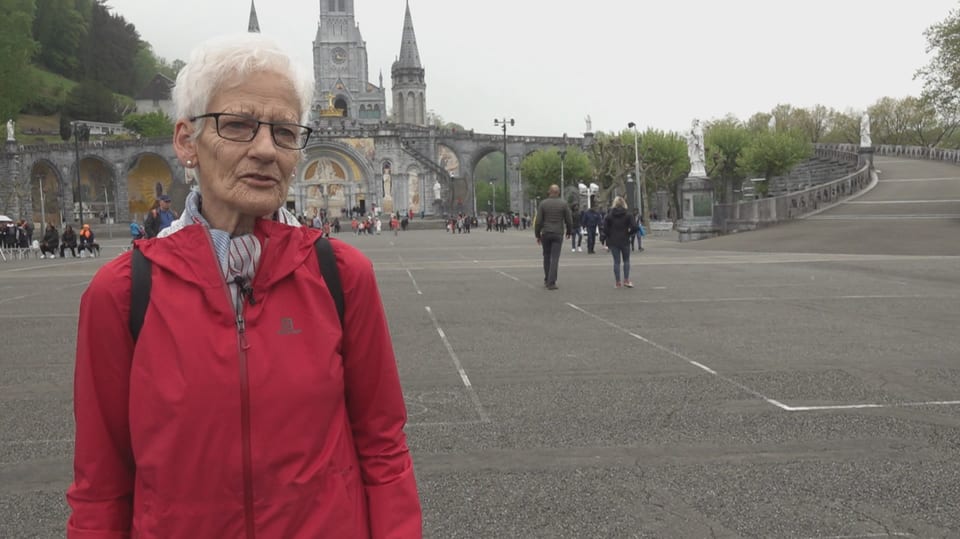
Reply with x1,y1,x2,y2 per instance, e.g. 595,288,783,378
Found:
713,146,871,233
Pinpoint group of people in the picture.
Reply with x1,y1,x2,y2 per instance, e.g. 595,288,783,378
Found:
535,184,646,290
38,222,98,258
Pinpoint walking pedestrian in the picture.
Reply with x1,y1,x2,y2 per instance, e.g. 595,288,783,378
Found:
603,196,636,288
534,184,573,290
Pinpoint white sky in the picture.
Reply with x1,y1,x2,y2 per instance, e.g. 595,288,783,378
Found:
104,0,954,137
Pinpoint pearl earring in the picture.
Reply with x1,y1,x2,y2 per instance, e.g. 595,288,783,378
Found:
186,160,192,166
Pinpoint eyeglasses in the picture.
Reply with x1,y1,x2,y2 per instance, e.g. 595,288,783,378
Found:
190,112,313,150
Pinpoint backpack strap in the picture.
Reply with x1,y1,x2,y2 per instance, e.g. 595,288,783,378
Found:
128,237,344,343
129,247,151,342
314,237,344,327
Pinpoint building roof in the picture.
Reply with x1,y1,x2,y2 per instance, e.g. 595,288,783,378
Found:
135,73,175,101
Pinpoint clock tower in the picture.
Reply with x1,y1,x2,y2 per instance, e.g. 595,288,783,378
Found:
313,0,386,124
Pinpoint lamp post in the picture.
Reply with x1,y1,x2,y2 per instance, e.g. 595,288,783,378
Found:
35,172,46,227
472,176,477,216
72,122,88,227
489,178,496,216
557,132,568,201
494,117,514,212
627,121,647,227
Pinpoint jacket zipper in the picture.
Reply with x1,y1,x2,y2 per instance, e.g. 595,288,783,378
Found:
235,283,255,539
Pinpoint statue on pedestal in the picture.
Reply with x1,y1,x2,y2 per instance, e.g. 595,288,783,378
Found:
860,113,871,148
6,119,14,142
433,180,441,201
686,119,706,178
584,115,592,133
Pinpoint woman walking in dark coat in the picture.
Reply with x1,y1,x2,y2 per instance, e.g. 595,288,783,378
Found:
603,196,636,288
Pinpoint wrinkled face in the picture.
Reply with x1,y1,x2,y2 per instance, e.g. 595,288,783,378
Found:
176,71,302,225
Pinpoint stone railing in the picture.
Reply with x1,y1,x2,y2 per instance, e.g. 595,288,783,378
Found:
713,147,870,233
818,142,960,165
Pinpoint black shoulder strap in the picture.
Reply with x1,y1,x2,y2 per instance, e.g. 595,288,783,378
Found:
129,248,151,342
129,237,344,343
314,237,345,327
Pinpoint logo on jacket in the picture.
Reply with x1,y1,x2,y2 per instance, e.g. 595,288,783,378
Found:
278,318,302,335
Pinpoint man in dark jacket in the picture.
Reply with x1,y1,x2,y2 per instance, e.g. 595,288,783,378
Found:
581,206,601,253
534,184,573,290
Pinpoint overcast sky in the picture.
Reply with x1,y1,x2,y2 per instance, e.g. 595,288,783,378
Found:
104,0,954,137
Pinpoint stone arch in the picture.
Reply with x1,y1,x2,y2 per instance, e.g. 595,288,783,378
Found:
334,95,348,116
67,155,117,224
28,159,65,226
126,152,177,220
297,140,376,218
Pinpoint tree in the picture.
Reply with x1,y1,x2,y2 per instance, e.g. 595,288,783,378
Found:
0,0,39,123
32,0,87,77
79,1,141,95
738,130,813,197
520,147,591,202
916,7,960,145
63,79,120,123
123,111,172,137
587,132,632,204
705,119,751,203
637,129,687,219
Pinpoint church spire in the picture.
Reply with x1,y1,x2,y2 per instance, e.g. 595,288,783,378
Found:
396,0,422,69
248,0,261,33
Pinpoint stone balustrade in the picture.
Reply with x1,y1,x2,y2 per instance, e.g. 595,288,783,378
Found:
713,146,870,233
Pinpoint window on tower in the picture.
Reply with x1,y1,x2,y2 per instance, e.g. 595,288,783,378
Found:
337,0,345,11
328,0,335,10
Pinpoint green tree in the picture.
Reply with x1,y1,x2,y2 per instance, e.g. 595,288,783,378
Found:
916,7,960,144
738,131,813,197
32,0,87,77
123,111,172,137
637,129,687,219
705,118,751,203
588,132,633,205
63,79,120,122
79,1,141,95
0,0,39,123
520,147,590,204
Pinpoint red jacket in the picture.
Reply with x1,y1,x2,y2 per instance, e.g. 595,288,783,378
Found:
67,220,421,538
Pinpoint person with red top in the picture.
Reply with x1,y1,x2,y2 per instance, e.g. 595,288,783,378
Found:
68,33,421,539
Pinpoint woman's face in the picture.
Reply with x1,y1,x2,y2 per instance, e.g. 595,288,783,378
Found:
176,71,302,228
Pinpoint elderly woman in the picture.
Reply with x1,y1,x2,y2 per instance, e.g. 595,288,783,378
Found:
67,34,421,538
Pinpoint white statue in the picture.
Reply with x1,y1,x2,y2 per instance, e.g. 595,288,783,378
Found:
433,180,441,201
585,115,592,133
382,165,392,198
768,116,776,132
6,119,14,142
686,119,707,178
860,113,871,148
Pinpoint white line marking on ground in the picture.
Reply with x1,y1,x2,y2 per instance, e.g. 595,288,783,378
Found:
568,303,960,413
879,176,960,182
495,270,538,290
569,303,788,409
406,269,422,295
844,199,960,204
425,306,491,423
0,259,90,273
805,533,913,538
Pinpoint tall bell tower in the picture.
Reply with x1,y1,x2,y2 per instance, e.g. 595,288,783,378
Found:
391,0,426,126
313,0,386,124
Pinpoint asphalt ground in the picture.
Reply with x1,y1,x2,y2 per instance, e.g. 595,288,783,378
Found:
1,156,958,538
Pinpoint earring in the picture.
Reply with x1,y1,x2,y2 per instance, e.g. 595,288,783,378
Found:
186,160,193,166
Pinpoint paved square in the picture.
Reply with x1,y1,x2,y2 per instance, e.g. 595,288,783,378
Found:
2,157,959,538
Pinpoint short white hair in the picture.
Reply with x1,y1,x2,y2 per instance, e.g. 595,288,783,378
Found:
173,33,314,126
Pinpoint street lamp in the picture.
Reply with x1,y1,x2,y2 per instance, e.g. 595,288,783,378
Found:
627,121,647,227
489,178,497,216
72,122,87,226
494,117,514,212
578,182,599,209
557,132,568,201
34,172,46,227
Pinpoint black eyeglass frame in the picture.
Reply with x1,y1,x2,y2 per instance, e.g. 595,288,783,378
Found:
189,112,313,150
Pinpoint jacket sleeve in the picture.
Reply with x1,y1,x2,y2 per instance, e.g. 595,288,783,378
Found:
338,246,423,539
67,257,136,539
